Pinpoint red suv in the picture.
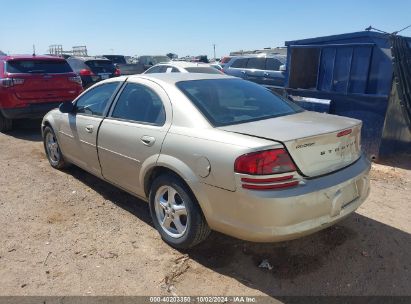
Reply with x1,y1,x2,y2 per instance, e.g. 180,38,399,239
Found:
0,55,83,131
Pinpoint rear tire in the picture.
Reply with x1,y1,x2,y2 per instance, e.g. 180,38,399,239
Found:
0,113,12,132
43,126,69,169
149,174,210,249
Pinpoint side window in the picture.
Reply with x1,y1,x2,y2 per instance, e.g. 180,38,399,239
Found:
246,58,265,70
265,58,282,71
231,58,248,68
111,83,166,126
171,67,179,72
158,65,168,73
75,82,119,116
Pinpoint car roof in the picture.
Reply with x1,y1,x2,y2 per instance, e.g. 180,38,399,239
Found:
128,72,234,85
68,56,110,61
0,54,66,61
231,54,286,59
156,62,211,68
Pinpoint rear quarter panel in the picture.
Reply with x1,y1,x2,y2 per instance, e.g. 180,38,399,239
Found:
160,126,282,192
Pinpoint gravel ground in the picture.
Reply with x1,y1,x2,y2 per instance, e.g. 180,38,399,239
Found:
0,120,410,297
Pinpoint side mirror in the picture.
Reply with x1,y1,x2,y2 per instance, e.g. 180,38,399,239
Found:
279,64,286,72
59,101,75,113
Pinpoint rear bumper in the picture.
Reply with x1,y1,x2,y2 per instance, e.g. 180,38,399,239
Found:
1,102,62,119
196,154,371,242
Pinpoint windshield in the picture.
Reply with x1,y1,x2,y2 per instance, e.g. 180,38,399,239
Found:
176,79,302,127
6,60,73,74
185,67,222,74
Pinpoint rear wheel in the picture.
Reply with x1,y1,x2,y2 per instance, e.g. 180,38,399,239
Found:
0,113,12,132
149,174,210,249
43,126,69,169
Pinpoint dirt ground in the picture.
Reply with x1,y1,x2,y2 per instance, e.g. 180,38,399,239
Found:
0,120,410,298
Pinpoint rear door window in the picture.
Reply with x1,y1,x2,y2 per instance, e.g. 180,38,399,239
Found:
246,58,265,70
111,83,165,125
230,58,248,68
6,60,73,73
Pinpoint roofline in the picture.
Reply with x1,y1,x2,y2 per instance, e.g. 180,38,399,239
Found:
0,54,67,61
285,30,394,46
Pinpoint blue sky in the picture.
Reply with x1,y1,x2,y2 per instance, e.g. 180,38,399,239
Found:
1,0,411,58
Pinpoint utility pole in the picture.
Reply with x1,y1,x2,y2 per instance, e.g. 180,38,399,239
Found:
213,43,216,61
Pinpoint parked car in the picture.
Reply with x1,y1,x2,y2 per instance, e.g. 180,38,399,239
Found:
66,56,120,88
144,62,222,74
210,63,223,72
102,55,145,75
42,73,370,249
138,55,171,70
219,56,233,68
0,55,83,131
223,54,286,89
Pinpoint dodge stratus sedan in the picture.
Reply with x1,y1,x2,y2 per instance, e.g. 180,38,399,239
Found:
42,73,371,248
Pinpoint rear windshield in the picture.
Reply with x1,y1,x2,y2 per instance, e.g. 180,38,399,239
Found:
176,79,302,127
85,60,115,69
6,60,72,74
185,67,222,74
103,56,126,64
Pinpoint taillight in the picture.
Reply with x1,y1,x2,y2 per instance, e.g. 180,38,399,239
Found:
337,129,352,137
235,149,299,190
68,75,82,85
234,149,296,175
0,78,25,88
114,68,121,76
79,69,94,76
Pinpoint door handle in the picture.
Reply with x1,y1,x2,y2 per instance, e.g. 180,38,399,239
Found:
140,135,156,147
85,125,94,133
264,72,269,77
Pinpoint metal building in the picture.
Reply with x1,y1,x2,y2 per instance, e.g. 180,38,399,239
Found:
284,31,411,160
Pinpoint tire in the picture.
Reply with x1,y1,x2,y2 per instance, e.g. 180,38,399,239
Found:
0,113,12,132
149,174,211,249
43,126,69,169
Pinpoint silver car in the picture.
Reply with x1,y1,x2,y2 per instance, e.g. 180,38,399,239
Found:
42,74,371,248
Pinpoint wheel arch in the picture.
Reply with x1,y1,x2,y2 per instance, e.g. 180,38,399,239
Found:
142,155,213,222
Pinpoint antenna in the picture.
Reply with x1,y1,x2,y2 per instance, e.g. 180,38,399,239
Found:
392,24,411,35
364,26,390,35
365,24,411,35
32,44,36,56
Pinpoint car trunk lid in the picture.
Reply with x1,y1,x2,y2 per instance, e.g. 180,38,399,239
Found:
219,111,362,177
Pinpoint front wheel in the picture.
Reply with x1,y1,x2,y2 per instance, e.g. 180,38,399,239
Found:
43,126,69,169
149,174,210,249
